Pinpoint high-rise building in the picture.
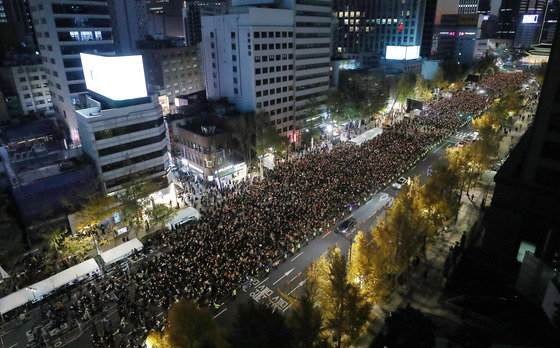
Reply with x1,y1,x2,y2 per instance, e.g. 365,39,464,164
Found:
29,0,115,143
202,0,331,137
138,41,205,114
458,0,491,14
497,0,558,46
333,0,426,67
76,54,169,193
0,56,54,115
483,29,560,266
182,0,228,46
0,1,7,23
107,0,149,54
420,0,438,58
0,0,36,47
145,0,183,37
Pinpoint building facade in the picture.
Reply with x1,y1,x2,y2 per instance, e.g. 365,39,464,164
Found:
0,62,54,115
29,0,115,143
333,0,426,67
483,29,560,266
139,43,204,115
202,1,331,137
107,0,149,54
458,0,491,14
182,0,228,46
420,0,438,58
76,95,169,193
496,0,557,46
433,14,484,63
0,0,36,48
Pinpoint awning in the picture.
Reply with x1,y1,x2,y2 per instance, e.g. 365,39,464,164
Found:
100,238,143,265
0,259,99,315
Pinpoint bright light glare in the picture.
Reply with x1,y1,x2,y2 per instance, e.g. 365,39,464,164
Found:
80,53,148,101
326,124,333,133
522,14,539,24
386,45,420,60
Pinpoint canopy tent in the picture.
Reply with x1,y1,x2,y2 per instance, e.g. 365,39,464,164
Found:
166,207,200,229
349,127,383,146
0,259,99,315
100,238,143,265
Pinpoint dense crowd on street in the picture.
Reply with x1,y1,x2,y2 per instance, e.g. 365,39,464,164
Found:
3,72,530,347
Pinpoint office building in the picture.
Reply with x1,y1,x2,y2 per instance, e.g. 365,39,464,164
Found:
0,0,36,48
138,41,204,115
496,0,558,46
333,0,426,67
483,30,560,266
202,0,331,137
182,0,228,46
107,0,149,54
0,119,99,226
29,0,115,143
145,0,183,37
76,53,169,193
433,14,485,63
421,0,438,58
458,0,491,14
0,57,54,116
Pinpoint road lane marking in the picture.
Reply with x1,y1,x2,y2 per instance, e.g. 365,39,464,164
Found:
379,193,389,202
8,344,18,348
290,252,304,262
288,279,307,295
272,269,294,285
213,308,227,319
321,231,331,238
282,303,292,312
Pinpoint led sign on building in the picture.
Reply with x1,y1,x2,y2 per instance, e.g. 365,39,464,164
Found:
80,53,148,101
385,46,420,60
522,14,539,24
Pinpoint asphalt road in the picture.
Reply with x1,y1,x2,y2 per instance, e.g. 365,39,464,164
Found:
213,124,473,328
0,125,474,348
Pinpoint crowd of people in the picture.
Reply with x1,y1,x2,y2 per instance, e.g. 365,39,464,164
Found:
4,72,530,347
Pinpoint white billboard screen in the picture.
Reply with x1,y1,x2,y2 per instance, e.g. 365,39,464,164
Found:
522,14,539,24
386,46,420,60
80,53,148,101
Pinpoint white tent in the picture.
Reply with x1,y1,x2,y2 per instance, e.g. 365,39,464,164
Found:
101,238,143,265
166,207,200,229
349,127,383,146
0,259,99,315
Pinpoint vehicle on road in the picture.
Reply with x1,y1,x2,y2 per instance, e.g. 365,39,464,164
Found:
336,217,356,234
392,177,406,189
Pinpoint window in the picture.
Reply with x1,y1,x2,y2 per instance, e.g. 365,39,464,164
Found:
232,55,237,62
231,32,235,38
254,32,260,38
255,68,261,74
233,66,237,72
233,77,238,84
231,43,236,50
255,44,260,50
210,32,214,38
234,88,238,94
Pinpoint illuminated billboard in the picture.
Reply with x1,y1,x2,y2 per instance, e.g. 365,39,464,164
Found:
482,15,489,21
80,53,148,101
522,14,539,24
386,46,420,60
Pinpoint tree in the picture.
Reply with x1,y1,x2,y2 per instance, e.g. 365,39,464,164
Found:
146,200,175,230
348,230,390,304
229,301,293,348
360,88,388,121
117,179,159,231
326,89,346,122
227,112,256,165
164,299,227,348
60,234,95,261
288,280,323,348
308,247,371,347
418,166,461,230
74,193,119,231
378,304,436,348
40,227,67,256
